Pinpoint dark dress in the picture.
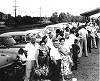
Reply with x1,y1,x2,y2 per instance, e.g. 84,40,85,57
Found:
30,47,50,80
38,49,49,67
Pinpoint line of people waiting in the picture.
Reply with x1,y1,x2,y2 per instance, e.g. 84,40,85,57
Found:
18,21,99,81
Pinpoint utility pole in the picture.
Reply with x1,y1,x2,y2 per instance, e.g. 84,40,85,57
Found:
45,14,47,23
14,0,17,18
40,7,42,18
13,0,17,27
40,7,42,23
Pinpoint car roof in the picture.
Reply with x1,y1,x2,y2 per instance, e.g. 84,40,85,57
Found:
0,34,12,38
0,31,27,36
25,29,44,34
45,23,68,28
0,29,44,36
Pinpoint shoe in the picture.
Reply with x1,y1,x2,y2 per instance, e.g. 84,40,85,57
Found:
71,66,77,71
88,51,91,53
95,47,97,49
88,50,91,53
64,75,71,80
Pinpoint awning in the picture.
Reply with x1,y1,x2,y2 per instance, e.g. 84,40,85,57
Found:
80,7,100,16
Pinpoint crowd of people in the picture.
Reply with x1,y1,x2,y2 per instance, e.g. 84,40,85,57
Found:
18,20,99,81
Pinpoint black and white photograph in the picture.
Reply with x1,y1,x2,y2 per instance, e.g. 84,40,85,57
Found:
0,0,100,81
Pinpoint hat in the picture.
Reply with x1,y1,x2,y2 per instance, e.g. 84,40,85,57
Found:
28,33,36,38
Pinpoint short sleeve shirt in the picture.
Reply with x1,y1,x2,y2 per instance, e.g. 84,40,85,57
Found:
25,43,39,61
78,28,88,38
50,46,61,60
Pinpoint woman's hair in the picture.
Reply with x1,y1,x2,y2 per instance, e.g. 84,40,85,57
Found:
59,37,65,42
74,39,78,43
39,40,46,45
42,35,47,41
56,29,60,34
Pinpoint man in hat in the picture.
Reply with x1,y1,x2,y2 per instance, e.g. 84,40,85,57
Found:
24,33,39,81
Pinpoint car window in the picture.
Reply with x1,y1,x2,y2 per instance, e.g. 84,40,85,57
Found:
0,37,16,47
26,35,30,42
0,38,4,47
12,35,27,43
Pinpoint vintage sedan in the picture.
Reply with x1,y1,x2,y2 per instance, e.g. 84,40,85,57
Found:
0,28,45,69
1,29,44,44
0,35,18,67
43,23,68,35
0,34,25,81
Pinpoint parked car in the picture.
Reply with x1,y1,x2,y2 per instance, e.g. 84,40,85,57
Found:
0,34,26,81
1,29,44,44
0,28,45,68
0,34,26,65
44,23,68,34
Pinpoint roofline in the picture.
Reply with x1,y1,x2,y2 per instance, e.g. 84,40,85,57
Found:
80,7,100,16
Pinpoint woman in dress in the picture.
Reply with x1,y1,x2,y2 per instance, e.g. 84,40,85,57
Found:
58,38,73,80
35,40,50,79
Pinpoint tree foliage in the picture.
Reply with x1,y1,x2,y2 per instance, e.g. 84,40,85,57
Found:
5,15,42,26
4,11,88,27
50,12,86,23
59,12,67,22
50,12,59,24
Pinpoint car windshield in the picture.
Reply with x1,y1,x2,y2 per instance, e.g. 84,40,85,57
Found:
12,35,30,43
0,37,16,46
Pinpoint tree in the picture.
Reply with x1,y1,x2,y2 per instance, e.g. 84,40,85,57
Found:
22,15,33,25
66,12,72,22
5,16,15,26
32,17,41,24
50,12,59,24
16,15,22,26
58,12,67,22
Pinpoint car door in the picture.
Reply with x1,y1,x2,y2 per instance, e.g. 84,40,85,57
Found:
0,45,17,68
0,37,17,68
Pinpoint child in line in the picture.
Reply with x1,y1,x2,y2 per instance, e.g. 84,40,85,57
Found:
71,39,80,70
18,48,27,63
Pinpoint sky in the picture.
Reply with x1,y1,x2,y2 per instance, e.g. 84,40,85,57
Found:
0,0,100,17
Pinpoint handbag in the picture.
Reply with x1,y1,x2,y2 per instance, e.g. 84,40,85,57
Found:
34,65,49,77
